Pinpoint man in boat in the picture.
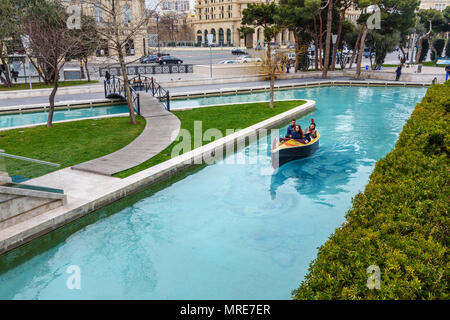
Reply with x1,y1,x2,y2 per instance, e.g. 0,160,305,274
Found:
285,119,296,138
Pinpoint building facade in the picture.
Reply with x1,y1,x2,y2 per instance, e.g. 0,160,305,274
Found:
419,0,449,10
62,0,148,57
193,0,293,48
160,0,191,13
346,0,449,25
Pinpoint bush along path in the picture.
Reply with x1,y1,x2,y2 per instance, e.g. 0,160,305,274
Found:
293,82,449,299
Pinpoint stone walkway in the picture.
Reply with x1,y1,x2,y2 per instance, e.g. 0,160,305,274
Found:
72,94,181,176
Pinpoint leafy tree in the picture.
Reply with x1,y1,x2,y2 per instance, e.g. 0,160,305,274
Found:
416,9,444,63
430,38,445,61
446,39,450,58
331,0,354,70
366,30,401,69
277,0,319,71
242,3,279,108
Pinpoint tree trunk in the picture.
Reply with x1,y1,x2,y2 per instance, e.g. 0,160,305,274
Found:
294,33,300,72
268,44,274,108
322,0,334,78
349,25,364,69
415,36,424,63
429,35,438,63
118,48,137,124
47,72,59,128
355,26,369,79
319,13,323,69
332,10,345,71
28,57,44,82
0,56,12,87
84,58,91,82
416,21,433,63
313,17,319,70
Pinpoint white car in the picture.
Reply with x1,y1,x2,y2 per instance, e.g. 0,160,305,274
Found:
239,56,262,63
219,60,239,64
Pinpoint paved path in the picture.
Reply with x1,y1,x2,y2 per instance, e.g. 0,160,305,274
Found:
0,77,364,109
72,94,181,176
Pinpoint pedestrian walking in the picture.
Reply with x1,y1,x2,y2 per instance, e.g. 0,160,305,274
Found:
105,70,111,84
445,64,450,81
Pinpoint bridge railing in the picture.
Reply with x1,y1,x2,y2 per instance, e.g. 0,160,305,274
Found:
104,76,141,115
128,75,170,111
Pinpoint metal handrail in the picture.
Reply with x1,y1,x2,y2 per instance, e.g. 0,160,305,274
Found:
104,75,141,115
128,75,171,111
0,152,61,167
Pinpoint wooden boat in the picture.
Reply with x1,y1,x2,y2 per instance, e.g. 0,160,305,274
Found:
271,132,320,168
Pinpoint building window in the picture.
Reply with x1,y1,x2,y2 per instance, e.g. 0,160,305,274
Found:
94,2,102,23
123,5,131,24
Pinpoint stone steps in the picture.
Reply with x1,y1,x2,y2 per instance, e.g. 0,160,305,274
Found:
0,195,63,230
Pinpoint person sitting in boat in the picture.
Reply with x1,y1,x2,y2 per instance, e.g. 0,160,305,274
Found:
285,119,296,138
304,120,317,142
291,125,308,144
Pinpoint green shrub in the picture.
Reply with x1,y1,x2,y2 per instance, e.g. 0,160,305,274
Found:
293,82,450,300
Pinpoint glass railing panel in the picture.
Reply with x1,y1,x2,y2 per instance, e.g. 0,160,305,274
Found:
0,152,63,195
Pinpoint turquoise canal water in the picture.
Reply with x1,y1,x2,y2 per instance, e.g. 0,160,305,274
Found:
0,105,128,129
0,86,427,299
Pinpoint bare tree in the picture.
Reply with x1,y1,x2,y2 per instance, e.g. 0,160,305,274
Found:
22,2,85,127
0,0,16,87
81,0,156,125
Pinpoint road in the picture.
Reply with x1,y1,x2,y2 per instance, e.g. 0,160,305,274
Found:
7,49,406,84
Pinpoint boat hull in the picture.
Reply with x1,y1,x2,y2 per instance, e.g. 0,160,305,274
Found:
271,137,319,169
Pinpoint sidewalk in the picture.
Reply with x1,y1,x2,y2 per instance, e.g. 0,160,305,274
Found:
0,74,432,111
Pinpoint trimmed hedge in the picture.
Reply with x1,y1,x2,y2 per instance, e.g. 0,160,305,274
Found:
293,82,449,300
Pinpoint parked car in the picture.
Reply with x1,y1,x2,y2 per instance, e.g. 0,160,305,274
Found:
266,42,280,49
363,48,375,58
241,56,262,63
231,47,248,55
288,43,296,49
236,55,250,62
140,54,159,64
219,60,239,64
158,56,183,65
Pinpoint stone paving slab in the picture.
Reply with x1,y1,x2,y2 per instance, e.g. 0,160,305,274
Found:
72,94,181,176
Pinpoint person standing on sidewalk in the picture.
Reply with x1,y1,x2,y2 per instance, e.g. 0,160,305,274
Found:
445,64,450,81
395,64,402,81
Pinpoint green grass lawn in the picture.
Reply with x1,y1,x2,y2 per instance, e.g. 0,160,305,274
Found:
0,80,99,91
421,61,446,67
114,100,306,178
0,100,305,180
0,116,145,179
